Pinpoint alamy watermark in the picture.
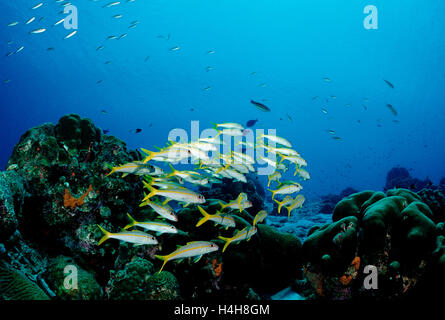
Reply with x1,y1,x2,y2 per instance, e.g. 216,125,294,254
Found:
63,264,78,290
63,5,78,30
364,5,378,29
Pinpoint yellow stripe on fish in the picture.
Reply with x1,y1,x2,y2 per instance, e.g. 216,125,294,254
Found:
155,241,219,273
143,184,206,205
124,213,177,234
274,196,293,214
139,199,178,222
218,226,257,252
253,210,268,226
268,183,302,199
284,195,306,218
97,225,158,246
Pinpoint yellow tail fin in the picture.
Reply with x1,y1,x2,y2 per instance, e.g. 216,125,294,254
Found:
219,201,227,211
236,194,244,213
124,213,137,230
106,167,117,177
274,199,284,214
196,206,212,227
218,236,232,252
97,225,111,245
142,184,158,201
141,148,156,164
165,163,176,178
268,189,277,200
286,207,293,219
155,255,169,273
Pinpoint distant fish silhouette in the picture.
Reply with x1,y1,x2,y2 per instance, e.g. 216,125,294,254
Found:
384,79,394,88
246,119,258,127
386,104,398,116
129,128,142,134
250,100,270,112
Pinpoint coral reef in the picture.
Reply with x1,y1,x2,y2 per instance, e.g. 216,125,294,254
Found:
298,188,444,300
418,188,445,223
384,167,434,192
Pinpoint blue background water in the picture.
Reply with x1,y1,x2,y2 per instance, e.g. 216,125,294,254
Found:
1,0,444,197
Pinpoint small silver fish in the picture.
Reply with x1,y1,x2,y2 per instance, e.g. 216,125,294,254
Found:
30,28,46,34
64,31,77,39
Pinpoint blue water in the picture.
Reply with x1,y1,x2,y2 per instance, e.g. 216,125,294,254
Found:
1,0,445,197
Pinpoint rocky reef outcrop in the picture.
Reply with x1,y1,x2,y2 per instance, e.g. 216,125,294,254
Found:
384,167,434,192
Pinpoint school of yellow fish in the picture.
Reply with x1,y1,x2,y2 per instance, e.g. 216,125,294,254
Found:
98,122,310,273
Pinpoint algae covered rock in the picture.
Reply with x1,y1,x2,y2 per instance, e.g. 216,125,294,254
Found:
0,171,26,242
107,257,158,300
146,271,181,300
418,188,445,222
44,255,102,300
55,114,101,152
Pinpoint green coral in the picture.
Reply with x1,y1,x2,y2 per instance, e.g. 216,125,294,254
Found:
332,190,375,221
107,257,155,300
400,202,436,261
146,271,181,300
0,267,50,300
361,196,407,252
302,216,358,273
44,256,102,300
386,188,421,204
